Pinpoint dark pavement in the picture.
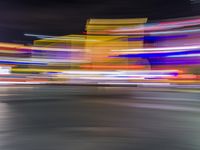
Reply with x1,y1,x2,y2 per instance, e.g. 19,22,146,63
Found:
0,85,200,150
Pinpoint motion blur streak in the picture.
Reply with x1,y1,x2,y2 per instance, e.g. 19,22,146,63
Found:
0,17,199,88
1,0,200,148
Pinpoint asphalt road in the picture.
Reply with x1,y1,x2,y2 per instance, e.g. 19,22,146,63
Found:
0,85,200,150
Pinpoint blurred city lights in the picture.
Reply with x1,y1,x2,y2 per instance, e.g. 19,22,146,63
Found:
0,17,199,87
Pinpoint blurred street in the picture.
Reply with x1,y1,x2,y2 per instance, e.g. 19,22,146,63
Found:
0,85,199,150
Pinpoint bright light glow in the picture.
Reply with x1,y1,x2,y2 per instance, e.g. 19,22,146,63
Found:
112,45,200,52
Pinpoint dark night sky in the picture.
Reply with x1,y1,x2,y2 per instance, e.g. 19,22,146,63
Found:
0,0,199,44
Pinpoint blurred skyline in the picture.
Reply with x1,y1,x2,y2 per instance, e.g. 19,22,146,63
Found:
0,0,198,43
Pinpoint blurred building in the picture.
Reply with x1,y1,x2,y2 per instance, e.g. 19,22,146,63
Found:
33,18,148,71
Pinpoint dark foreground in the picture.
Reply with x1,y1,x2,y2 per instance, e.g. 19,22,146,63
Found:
0,85,200,150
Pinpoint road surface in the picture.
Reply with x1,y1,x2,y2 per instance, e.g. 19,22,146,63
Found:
0,85,199,150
